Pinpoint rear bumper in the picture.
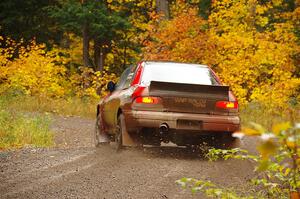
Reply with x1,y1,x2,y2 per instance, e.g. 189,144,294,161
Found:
124,110,240,133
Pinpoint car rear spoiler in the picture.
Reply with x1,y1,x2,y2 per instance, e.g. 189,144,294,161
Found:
149,81,229,100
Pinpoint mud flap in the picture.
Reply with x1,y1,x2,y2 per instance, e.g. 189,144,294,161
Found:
121,117,140,147
122,131,140,147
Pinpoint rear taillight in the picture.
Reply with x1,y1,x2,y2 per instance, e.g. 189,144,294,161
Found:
134,96,161,104
216,101,238,109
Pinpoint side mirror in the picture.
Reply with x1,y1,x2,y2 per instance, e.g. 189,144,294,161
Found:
107,81,115,93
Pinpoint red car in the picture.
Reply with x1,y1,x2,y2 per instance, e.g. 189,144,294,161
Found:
95,61,240,150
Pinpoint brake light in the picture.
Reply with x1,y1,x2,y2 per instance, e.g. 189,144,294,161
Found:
216,101,238,109
134,96,160,104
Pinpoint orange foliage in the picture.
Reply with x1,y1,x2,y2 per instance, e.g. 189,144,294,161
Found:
143,8,211,64
143,1,300,109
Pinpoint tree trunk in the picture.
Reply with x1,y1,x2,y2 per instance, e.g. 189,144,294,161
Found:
94,39,105,71
81,0,90,67
156,0,170,19
82,23,90,67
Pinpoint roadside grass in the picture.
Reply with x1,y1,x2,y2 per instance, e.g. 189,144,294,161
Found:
3,95,97,118
240,102,299,129
0,99,54,150
0,93,97,150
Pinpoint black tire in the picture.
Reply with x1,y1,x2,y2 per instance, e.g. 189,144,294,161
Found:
115,114,124,151
94,113,110,147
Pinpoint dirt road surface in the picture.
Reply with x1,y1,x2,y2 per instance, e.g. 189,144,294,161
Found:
0,115,258,199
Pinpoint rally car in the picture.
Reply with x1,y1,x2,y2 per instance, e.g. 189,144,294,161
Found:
95,61,240,150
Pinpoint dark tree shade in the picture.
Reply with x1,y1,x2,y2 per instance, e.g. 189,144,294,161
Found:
198,0,212,19
0,0,62,45
47,0,131,70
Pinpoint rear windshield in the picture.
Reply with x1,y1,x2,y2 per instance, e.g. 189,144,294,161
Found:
141,62,220,86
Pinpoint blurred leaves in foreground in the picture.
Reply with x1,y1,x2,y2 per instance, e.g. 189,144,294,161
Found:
177,121,300,199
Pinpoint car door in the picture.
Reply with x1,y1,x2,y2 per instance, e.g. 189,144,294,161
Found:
102,67,133,131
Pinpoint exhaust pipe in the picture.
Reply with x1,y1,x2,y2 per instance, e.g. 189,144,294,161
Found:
159,123,169,134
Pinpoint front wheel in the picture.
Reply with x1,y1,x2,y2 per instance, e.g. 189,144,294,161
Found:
115,114,125,151
94,113,110,147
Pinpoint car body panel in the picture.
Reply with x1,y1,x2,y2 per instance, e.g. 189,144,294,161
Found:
124,110,240,131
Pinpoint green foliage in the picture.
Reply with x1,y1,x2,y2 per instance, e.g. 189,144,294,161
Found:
47,0,133,70
101,0,156,72
197,0,212,19
48,0,130,41
0,0,62,45
176,177,256,199
206,148,258,162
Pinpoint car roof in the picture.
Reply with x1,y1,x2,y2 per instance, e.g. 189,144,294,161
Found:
143,61,209,68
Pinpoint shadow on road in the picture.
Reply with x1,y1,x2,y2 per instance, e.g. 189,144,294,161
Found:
95,140,241,160
120,143,214,160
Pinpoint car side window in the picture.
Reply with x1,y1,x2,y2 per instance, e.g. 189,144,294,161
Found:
123,66,136,89
115,67,131,90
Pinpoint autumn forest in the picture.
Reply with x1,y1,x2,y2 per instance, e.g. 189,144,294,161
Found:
0,0,298,109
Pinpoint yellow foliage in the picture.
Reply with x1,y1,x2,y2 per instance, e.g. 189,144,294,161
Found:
69,67,118,99
0,39,68,97
0,37,118,99
208,0,300,109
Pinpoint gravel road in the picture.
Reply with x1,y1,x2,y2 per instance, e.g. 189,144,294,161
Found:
0,115,258,199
